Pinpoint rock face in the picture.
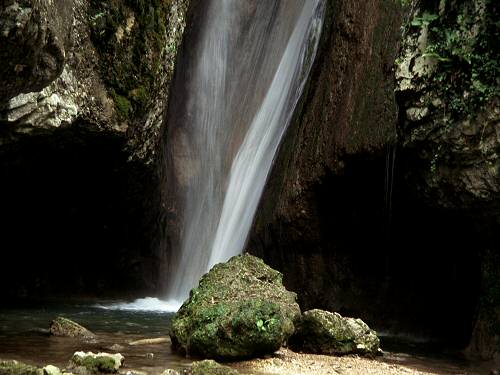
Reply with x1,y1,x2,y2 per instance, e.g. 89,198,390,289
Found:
290,310,380,356
69,352,124,374
0,0,71,102
170,254,301,359
395,0,499,218
49,317,96,340
249,0,498,360
395,0,499,360
0,0,190,300
249,0,408,344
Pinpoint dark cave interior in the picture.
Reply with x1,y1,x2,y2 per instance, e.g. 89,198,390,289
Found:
250,149,483,350
0,126,164,301
0,132,485,351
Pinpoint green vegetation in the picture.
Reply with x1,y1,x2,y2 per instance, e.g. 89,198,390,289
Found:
111,90,132,116
411,0,499,119
87,0,187,120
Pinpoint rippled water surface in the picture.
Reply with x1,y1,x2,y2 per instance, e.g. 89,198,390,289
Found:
0,303,494,375
0,302,192,374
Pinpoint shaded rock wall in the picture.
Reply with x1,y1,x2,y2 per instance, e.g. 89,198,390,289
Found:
395,0,499,360
250,0,402,320
0,0,190,299
250,0,498,357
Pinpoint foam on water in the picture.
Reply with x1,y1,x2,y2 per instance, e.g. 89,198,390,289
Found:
96,297,181,312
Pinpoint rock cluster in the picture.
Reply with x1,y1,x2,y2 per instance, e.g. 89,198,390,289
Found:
170,254,379,360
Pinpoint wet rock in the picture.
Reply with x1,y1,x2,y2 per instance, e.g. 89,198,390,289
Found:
0,359,42,375
128,337,170,346
107,344,124,352
0,0,72,101
160,370,180,375
49,317,96,340
69,352,123,374
43,365,62,375
290,309,380,356
170,254,301,359
190,360,238,375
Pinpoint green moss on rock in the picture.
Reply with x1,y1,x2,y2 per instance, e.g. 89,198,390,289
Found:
87,0,189,121
70,352,123,374
0,360,42,375
49,317,96,340
190,360,238,375
289,309,380,356
111,91,132,117
170,254,301,360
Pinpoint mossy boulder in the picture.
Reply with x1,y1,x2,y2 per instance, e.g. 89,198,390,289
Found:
190,360,238,375
0,360,42,375
170,254,301,359
69,352,123,374
49,317,96,340
289,309,380,356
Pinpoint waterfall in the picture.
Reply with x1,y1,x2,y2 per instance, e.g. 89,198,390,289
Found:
164,0,325,306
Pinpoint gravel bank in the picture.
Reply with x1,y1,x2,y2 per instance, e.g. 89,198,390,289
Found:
232,348,471,375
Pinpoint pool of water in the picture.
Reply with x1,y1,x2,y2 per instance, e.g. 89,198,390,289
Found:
0,302,495,375
0,301,192,374
378,334,489,375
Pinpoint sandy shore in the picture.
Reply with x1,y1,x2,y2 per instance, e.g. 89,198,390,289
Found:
231,348,473,375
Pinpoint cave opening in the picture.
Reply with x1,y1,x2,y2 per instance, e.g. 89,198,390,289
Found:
0,126,164,302
251,149,482,352
313,151,482,349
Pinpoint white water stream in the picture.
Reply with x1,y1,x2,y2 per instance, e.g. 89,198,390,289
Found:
109,0,325,312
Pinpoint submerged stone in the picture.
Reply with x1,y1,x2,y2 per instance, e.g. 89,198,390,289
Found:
49,317,96,340
289,309,380,356
0,360,42,375
190,360,238,375
161,370,180,375
69,352,123,374
128,337,170,346
42,365,62,375
170,254,301,359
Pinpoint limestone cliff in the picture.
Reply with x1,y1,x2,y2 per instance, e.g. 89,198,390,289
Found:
0,0,190,298
250,0,498,360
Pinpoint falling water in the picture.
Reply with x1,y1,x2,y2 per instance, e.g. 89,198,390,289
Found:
165,0,325,306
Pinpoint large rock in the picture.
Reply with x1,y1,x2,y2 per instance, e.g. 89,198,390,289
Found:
290,309,380,356
0,0,190,160
49,317,96,340
170,254,301,359
0,0,72,102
